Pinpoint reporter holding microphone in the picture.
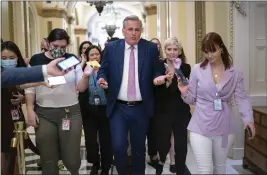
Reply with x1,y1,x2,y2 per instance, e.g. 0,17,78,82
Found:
178,32,255,174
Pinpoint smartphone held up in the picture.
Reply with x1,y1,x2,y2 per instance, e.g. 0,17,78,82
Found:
56,56,81,71
175,68,188,85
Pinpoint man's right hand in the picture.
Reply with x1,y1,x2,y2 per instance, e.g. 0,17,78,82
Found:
98,78,108,89
46,57,73,76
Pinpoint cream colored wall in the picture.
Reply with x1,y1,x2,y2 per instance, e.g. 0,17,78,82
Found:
176,2,187,62
205,2,229,47
146,14,157,40
75,3,95,28
1,1,11,41
159,2,195,66
157,2,167,44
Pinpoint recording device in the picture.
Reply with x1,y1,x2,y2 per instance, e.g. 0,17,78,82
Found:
56,56,80,71
175,68,188,85
246,126,252,138
47,76,66,86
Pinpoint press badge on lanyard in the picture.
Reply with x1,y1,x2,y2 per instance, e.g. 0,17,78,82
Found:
214,93,222,111
11,107,20,120
62,108,70,131
92,76,101,105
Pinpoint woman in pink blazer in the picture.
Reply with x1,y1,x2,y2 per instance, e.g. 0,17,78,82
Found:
178,32,256,174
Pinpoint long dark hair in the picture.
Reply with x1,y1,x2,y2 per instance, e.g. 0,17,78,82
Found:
1,41,27,67
79,41,92,56
84,45,102,61
82,45,102,70
47,28,70,45
200,32,232,69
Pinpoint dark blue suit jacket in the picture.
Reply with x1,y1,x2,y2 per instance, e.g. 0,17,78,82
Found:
1,66,44,87
97,39,162,118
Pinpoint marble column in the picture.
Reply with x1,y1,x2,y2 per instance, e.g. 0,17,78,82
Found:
157,2,167,44
185,2,196,66
168,2,179,38
12,1,26,57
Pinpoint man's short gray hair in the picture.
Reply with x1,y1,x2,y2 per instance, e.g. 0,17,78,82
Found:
123,15,143,29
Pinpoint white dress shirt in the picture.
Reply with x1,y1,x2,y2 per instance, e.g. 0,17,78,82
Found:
117,42,142,101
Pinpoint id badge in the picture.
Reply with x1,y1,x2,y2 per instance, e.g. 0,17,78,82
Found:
214,99,223,111
62,119,70,131
11,109,20,120
93,95,101,105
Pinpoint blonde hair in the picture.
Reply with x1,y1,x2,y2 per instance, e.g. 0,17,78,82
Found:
163,37,183,56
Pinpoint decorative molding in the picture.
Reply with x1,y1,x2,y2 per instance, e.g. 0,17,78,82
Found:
74,27,87,35
195,1,206,63
47,21,52,35
23,1,29,58
8,1,14,41
38,8,75,24
144,4,157,15
229,2,234,58
231,1,247,16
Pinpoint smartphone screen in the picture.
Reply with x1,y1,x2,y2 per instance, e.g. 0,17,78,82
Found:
57,56,80,71
48,76,66,86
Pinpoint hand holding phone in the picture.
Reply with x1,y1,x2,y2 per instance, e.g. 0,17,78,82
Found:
246,125,252,138
47,76,66,86
245,123,256,139
164,63,169,72
175,68,188,85
56,56,80,71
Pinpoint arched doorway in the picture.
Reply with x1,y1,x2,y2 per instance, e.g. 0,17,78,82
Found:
87,7,134,48
67,2,146,48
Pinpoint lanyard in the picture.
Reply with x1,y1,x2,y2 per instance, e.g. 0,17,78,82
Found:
92,74,97,91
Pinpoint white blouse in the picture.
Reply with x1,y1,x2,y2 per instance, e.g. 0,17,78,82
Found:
24,65,83,108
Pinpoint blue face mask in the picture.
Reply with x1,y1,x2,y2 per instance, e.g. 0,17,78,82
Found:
1,59,17,68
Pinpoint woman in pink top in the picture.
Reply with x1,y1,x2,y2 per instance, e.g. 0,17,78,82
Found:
178,32,256,174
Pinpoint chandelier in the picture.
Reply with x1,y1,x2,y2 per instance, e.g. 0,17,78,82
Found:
87,1,113,16
102,24,119,38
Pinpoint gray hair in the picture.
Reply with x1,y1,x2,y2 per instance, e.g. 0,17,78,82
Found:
123,15,143,29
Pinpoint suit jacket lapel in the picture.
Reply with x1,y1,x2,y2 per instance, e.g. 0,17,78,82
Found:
206,63,217,92
220,67,234,90
117,40,125,83
138,39,145,79
206,63,234,92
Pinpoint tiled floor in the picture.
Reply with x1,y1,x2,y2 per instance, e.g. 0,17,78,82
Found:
25,127,254,174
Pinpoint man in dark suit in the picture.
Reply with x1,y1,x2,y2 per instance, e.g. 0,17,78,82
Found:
97,15,168,175
1,57,68,87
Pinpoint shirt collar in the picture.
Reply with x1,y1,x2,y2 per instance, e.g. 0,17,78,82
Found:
125,41,137,51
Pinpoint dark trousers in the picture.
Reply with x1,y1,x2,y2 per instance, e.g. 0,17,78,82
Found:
155,112,190,175
110,102,149,175
147,117,157,157
82,105,113,171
